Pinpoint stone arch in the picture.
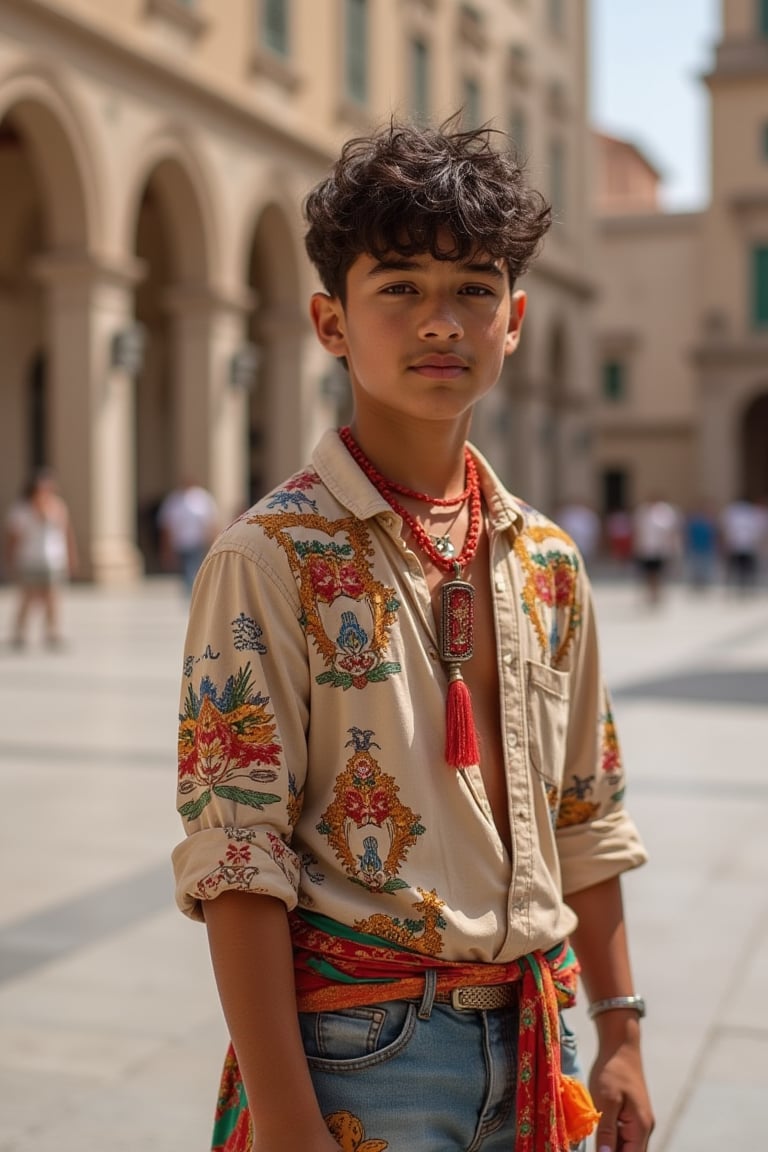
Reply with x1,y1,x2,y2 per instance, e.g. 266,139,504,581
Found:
245,197,305,501
742,390,768,501
128,141,218,568
0,66,99,249
0,73,97,535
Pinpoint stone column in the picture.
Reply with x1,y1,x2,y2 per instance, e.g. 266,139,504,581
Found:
164,286,252,523
33,252,145,583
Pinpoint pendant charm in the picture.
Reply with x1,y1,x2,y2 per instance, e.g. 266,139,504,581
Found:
440,578,474,663
432,534,456,560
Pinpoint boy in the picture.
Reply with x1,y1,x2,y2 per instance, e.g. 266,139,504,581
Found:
173,120,653,1152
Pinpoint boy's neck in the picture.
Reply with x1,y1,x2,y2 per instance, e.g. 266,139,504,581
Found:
347,414,472,500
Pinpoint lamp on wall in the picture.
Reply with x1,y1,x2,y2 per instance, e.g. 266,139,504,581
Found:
229,343,260,391
111,323,147,377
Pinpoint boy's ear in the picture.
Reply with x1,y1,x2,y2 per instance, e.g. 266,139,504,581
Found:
310,293,348,358
504,290,527,357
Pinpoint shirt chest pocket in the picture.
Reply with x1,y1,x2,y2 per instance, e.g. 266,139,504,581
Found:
525,660,570,789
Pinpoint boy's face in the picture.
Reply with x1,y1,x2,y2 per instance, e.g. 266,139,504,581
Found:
310,238,526,428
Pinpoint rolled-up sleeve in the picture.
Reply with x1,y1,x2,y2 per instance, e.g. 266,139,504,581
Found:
172,538,310,921
555,568,647,895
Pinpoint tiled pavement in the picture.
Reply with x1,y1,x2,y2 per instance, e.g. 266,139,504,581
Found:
1,575,766,1151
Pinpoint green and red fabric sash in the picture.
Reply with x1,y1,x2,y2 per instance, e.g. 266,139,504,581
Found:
211,910,600,1151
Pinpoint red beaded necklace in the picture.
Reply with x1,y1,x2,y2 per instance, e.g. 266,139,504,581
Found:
339,425,481,769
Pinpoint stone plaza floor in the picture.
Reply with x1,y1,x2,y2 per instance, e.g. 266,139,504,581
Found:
0,574,767,1151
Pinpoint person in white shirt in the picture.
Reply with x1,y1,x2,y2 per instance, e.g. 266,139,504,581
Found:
158,479,219,594
632,496,682,604
720,498,767,591
4,469,78,648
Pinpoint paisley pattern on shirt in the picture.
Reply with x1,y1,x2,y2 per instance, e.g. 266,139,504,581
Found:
514,527,581,667
317,727,425,894
250,510,401,690
177,662,282,822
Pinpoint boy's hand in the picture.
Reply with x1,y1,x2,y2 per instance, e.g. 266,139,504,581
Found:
589,1026,654,1151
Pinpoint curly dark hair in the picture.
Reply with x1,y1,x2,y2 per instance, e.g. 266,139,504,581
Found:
304,117,551,301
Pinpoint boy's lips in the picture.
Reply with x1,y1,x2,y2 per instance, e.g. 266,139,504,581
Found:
409,354,469,379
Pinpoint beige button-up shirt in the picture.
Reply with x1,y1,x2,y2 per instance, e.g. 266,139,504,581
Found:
173,430,646,963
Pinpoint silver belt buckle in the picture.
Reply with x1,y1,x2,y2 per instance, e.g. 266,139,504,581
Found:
450,986,473,1011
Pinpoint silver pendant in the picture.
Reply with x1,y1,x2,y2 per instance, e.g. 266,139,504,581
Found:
432,534,456,559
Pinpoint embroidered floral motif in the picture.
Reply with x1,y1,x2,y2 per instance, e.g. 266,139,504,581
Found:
600,705,625,805
317,727,425,894
251,511,401,690
556,772,600,829
177,663,282,821
231,612,268,653
514,528,581,667
354,888,447,956
267,469,321,514
325,1110,389,1152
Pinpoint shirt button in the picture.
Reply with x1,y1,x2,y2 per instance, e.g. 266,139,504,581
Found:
503,652,514,666
508,732,518,748
495,578,505,592
517,810,528,822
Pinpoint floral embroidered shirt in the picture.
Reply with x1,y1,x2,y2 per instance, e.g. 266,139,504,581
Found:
172,430,646,964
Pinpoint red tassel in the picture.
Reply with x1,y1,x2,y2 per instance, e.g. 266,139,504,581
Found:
445,668,480,768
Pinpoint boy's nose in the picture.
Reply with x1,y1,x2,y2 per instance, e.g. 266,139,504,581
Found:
418,300,463,340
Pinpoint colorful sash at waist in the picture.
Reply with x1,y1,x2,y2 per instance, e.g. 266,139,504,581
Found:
211,910,600,1152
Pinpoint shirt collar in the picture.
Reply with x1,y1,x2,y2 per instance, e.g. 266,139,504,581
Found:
312,428,526,539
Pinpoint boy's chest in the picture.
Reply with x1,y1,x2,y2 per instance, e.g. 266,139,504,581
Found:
422,527,512,856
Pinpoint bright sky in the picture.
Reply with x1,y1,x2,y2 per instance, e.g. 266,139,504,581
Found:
589,0,721,211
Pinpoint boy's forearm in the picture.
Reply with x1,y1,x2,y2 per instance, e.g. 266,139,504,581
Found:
203,891,337,1149
567,875,636,1005
568,874,644,1050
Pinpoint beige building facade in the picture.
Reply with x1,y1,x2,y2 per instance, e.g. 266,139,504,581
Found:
594,0,768,516
0,0,595,582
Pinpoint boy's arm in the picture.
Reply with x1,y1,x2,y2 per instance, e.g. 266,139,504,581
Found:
569,876,654,1152
204,891,341,1152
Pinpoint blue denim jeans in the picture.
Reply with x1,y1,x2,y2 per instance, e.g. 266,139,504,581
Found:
299,969,587,1151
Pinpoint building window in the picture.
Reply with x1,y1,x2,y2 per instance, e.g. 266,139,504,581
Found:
602,359,626,402
262,0,289,55
462,77,481,128
548,0,565,35
509,108,526,158
550,137,565,221
602,469,629,517
753,244,768,327
760,0,768,36
345,0,368,105
411,38,429,122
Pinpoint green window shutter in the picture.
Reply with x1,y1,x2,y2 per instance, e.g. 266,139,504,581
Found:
411,39,429,122
602,360,626,402
345,0,368,104
753,245,768,327
263,0,289,56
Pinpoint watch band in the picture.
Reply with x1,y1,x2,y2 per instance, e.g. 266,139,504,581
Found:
588,994,646,1020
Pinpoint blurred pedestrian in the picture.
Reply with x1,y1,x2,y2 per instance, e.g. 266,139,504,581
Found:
720,497,767,592
605,507,633,570
557,500,601,564
684,500,719,590
4,468,78,648
158,478,219,594
633,495,682,605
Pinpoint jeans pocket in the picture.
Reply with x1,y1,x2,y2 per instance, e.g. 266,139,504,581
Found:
299,1000,416,1071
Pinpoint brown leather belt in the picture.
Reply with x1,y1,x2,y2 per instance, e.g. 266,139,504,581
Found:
434,983,518,1011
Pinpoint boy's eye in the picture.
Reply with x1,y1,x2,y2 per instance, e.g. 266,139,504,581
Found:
381,283,415,295
461,284,494,297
